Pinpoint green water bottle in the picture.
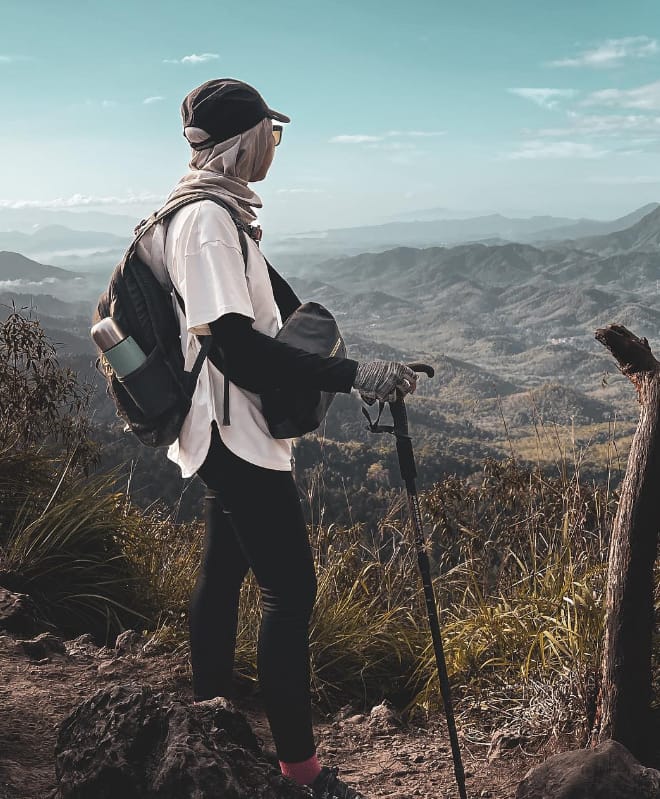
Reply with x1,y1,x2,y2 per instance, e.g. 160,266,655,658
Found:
91,318,147,377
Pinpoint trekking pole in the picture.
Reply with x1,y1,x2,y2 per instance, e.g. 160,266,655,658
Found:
363,363,468,799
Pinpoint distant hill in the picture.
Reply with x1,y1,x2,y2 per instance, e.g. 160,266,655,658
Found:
568,205,660,255
496,382,615,426
0,251,82,281
0,225,129,255
0,208,139,236
272,214,582,262
534,203,659,243
0,292,91,318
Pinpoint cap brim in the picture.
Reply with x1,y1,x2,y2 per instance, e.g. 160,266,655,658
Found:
268,108,291,123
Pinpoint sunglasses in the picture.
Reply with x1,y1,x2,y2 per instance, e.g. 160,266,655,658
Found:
272,124,283,146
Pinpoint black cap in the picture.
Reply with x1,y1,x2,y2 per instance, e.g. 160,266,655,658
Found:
181,78,290,149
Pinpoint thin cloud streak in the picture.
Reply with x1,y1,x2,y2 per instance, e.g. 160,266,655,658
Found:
548,36,658,68
0,192,165,209
330,135,384,143
508,88,577,109
276,188,326,194
163,53,219,64
587,175,660,185
503,140,609,160
331,130,445,144
143,96,165,104
583,80,660,111
534,112,660,138
385,130,446,137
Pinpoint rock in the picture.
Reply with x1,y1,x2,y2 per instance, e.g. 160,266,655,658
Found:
368,700,401,732
20,632,66,660
0,587,39,635
54,684,310,798
515,740,660,799
96,660,121,678
64,634,98,658
114,629,141,654
346,714,366,725
487,727,530,762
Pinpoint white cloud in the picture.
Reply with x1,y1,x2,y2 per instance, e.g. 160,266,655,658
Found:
503,140,609,160
508,88,578,109
163,53,220,65
385,130,446,137
582,80,660,111
276,188,326,194
366,141,417,151
330,134,384,144
587,175,660,185
0,192,164,209
0,55,30,64
548,36,658,68
330,130,445,144
535,112,660,137
0,279,61,290
143,96,165,105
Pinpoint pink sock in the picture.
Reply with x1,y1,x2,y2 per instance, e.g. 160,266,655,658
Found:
279,753,322,786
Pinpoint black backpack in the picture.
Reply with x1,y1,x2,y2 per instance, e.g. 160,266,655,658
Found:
93,192,344,447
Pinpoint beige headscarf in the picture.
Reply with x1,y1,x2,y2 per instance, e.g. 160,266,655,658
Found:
137,117,273,285
166,116,274,224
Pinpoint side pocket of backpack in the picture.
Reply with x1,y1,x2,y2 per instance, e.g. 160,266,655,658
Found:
117,346,183,418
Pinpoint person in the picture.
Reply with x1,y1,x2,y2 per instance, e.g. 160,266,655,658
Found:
138,78,418,799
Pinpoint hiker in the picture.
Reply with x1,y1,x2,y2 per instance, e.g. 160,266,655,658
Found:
139,78,418,799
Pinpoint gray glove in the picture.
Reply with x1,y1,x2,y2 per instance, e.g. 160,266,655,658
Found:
353,360,418,404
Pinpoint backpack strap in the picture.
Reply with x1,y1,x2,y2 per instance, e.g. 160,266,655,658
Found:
172,287,231,426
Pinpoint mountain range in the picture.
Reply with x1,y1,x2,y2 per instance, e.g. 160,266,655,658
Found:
1,201,657,439
268,203,660,269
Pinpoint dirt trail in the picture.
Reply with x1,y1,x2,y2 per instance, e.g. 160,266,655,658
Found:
0,632,562,799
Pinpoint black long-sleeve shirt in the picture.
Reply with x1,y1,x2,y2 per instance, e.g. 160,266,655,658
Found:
208,313,359,395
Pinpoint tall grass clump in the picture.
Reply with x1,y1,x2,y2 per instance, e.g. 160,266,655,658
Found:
407,456,616,735
230,518,428,709
0,450,150,640
0,309,146,641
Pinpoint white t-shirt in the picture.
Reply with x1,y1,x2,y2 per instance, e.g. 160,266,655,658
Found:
162,200,293,478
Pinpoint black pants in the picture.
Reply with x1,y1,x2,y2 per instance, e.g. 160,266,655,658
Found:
191,424,317,763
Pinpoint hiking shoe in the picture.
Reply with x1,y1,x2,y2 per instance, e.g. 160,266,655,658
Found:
309,766,365,799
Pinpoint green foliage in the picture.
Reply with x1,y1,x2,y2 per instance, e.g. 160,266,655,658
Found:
0,309,96,464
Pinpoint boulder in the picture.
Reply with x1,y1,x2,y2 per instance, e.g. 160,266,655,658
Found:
20,632,66,660
0,587,38,635
515,740,660,799
487,727,530,762
115,629,142,654
54,685,310,799
64,633,98,658
368,700,401,733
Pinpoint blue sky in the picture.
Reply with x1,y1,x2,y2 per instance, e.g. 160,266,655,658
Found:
1,0,660,233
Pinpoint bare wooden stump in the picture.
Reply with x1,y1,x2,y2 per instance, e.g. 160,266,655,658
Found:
593,324,660,764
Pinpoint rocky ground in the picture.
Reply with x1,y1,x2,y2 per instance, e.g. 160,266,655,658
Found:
0,627,579,799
